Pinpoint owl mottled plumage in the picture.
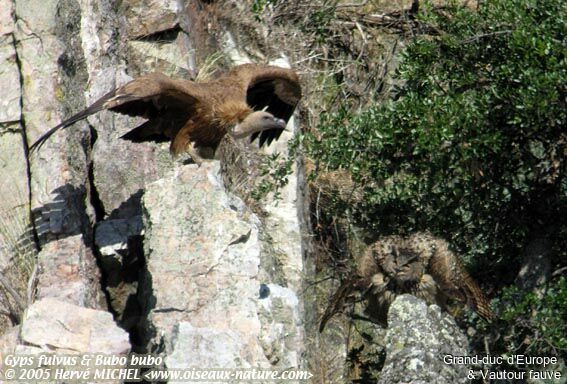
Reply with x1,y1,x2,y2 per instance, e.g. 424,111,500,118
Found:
319,233,493,332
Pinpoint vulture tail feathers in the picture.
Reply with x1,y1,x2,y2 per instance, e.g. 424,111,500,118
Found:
28,124,64,154
28,95,113,153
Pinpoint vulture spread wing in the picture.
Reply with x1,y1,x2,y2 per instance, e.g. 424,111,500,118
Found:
29,73,201,153
29,64,301,156
234,64,301,146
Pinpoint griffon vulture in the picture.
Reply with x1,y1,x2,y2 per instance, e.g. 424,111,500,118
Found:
29,64,301,163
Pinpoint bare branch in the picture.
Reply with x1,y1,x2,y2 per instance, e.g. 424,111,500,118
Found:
336,0,368,8
461,30,513,44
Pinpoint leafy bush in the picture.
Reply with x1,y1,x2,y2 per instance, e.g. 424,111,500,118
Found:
306,0,566,273
303,0,566,361
251,152,294,202
251,0,277,21
498,277,567,357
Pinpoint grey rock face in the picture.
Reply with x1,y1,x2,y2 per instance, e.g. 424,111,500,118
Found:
141,162,304,370
0,1,32,279
0,0,308,377
21,298,130,354
35,234,104,308
0,33,20,124
378,294,469,384
166,322,245,368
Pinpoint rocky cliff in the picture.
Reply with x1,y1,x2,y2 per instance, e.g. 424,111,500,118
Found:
1,0,305,368
0,0,472,382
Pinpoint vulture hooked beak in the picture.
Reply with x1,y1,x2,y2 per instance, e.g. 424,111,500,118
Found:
278,118,290,131
259,105,289,131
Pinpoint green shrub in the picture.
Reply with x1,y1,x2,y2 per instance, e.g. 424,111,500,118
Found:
303,0,566,361
498,277,567,357
306,0,566,274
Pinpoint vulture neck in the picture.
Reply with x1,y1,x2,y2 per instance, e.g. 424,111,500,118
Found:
215,101,254,128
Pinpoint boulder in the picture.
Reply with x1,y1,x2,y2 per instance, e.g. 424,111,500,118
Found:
21,298,130,354
141,162,304,370
378,295,469,384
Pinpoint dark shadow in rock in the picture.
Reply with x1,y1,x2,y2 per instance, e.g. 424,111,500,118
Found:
31,182,154,353
32,183,92,247
107,189,145,220
131,244,158,354
93,189,147,347
132,24,183,43
102,234,145,334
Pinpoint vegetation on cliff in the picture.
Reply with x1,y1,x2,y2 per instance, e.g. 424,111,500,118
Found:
294,0,566,367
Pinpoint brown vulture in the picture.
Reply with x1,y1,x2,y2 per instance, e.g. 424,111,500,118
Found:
29,64,301,163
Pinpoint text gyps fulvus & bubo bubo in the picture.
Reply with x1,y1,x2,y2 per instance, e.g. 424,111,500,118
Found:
29,64,302,164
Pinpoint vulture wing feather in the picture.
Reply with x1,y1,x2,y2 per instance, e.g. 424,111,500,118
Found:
29,73,200,153
234,65,301,146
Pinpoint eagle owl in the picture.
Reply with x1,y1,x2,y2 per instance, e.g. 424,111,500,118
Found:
320,233,493,332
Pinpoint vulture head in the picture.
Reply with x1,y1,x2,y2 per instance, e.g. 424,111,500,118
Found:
228,111,288,139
